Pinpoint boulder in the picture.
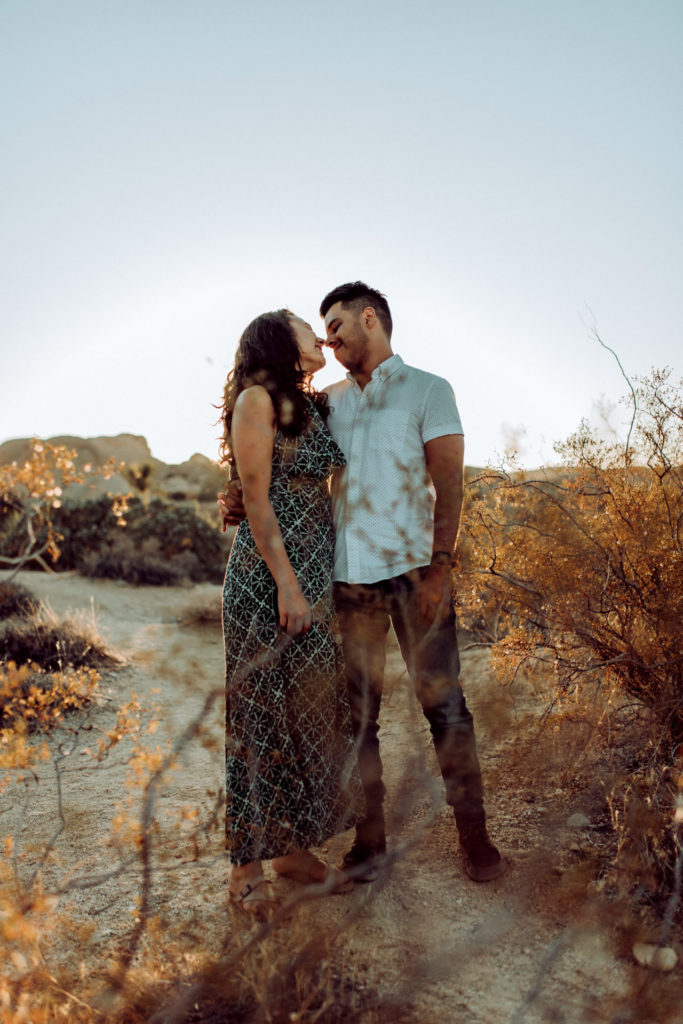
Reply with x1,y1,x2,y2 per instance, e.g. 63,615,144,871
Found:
0,434,225,505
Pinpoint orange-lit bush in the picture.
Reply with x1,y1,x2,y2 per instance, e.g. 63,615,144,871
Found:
0,661,100,734
0,440,121,576
458,368,682,889
460,369,682,740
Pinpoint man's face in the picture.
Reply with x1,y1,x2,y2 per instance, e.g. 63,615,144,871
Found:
323,301,369,371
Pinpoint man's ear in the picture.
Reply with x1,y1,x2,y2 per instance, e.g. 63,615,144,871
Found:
362,305,377,329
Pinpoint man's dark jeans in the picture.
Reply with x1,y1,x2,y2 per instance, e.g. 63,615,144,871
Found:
334,567,486,850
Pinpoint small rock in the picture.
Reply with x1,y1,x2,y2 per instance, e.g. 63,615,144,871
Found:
633,943,678,971
566,813,591,829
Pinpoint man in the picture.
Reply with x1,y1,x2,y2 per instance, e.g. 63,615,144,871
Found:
318,282,504,883
220,282,505,883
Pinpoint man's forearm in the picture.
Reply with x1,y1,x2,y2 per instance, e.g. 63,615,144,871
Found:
425,433,466,560
432,481,464,557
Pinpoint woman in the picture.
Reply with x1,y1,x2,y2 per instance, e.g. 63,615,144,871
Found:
219,309,361,919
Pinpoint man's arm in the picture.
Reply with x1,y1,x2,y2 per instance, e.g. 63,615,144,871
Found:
427,432,465,555
418,433,465,621
217,478,245,531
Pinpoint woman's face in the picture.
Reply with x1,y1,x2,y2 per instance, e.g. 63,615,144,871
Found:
289,315,326,374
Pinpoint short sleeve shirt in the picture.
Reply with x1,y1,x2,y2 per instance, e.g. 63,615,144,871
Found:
324,354,463,584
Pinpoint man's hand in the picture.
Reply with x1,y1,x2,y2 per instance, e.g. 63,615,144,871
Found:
217,479,246,532
418,563,453,623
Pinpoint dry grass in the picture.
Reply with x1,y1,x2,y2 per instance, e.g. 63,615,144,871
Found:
98,913,380,1024
0,606,119,673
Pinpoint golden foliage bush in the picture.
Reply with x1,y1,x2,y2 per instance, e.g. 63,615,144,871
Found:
458,368,683,894
0,661,100,733
1,438,227,585
0,440,118,574
459,369,682,740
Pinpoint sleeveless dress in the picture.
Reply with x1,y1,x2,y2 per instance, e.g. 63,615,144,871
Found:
223,398,362,865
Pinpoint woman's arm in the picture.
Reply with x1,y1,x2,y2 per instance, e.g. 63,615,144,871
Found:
232,386,311,636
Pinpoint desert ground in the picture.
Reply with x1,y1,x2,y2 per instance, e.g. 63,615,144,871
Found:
1,567,647,1023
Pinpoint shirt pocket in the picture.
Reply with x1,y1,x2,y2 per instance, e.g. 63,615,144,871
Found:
365,408,413,461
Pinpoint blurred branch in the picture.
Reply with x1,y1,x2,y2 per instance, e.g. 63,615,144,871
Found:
582,306,637,457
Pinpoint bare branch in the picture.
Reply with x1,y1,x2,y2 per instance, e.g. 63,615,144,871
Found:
582,306,637,457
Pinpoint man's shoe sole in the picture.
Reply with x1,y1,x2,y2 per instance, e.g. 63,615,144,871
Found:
464,855,508,883
341,853,385,884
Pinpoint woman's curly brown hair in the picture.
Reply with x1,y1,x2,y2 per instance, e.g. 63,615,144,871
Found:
218,309,329,466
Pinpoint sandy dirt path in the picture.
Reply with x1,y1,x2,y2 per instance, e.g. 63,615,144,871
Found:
5,570,633,1023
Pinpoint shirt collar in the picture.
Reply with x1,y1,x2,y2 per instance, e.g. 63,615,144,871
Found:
346,353,404,386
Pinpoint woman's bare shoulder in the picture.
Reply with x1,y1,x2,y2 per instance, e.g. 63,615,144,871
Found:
234,385,276,420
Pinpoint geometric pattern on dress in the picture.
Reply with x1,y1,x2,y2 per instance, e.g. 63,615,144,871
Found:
223,399,363,865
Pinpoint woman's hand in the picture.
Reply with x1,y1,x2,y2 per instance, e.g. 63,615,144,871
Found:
278,581,312,637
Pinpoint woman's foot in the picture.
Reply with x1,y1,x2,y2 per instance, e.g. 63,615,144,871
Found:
229,862,279,920
272,850,327,883
272,850,352,892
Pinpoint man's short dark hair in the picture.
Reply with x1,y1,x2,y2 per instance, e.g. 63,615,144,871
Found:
319,281,393,339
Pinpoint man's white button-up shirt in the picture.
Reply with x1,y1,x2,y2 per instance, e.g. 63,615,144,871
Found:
324,354,463,585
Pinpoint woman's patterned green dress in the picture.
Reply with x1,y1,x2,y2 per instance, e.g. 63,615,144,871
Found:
223,399,361,865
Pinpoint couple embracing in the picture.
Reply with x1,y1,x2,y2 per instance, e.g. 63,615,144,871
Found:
218,281,505,920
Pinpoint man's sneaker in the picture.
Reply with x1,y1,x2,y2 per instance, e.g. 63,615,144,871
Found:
459,826,507,882
341,840,386,883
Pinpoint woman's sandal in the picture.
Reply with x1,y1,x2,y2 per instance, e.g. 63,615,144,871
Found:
229,876,280,920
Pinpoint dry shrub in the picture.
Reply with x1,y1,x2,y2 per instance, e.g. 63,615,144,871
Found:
178,596,222,629
54,496,227,584
183,926,375,1024
0,608,119,673
0,581,39,620
90,914,377,1024
0,600,118,737
0,439,120,574
458,367,683,901
0,909,378,1024
78,533,196,587
0,440,226,586
0,682,164,1024
0,660,100,732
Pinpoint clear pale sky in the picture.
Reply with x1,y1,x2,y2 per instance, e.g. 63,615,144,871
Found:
2,1,681,468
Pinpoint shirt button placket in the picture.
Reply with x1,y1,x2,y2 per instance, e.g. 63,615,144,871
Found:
347,388,366,581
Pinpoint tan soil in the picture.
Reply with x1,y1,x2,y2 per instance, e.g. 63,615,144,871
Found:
5,570,636,1023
